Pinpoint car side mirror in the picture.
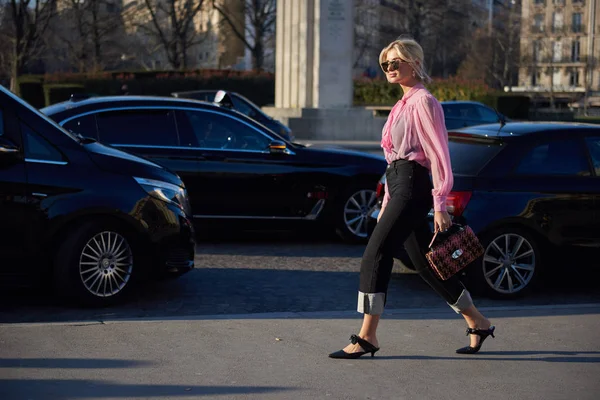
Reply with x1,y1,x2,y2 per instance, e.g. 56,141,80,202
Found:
268,140,287,154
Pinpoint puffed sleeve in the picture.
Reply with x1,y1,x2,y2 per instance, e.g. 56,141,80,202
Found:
413,95,453,212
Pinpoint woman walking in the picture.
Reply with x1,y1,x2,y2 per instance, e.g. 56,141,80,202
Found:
329,37,495,359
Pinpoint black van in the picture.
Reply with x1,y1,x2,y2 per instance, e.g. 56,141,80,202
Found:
0,85,195,306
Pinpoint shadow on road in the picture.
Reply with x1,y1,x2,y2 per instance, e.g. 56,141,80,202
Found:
373,351,600,363
0,379,296,399
0,358,155,369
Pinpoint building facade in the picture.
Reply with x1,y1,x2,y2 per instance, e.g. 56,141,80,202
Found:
517,0,599,104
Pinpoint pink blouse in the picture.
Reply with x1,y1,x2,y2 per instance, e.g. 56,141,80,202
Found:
380,83,453,212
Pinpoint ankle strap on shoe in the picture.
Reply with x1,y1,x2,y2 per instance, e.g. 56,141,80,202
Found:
350,334,376,351
466,327,495,337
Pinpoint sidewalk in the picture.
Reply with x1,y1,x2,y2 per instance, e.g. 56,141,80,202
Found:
1,304,599,400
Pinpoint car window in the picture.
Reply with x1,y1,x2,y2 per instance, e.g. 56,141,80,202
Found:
514,139,590,176
0,109,4,136
63,114,97,139
95,109,178,146
21,122,64,162
179,110,271,151
476,105,499,123
448,138,505,175
231,95,259,119
442,104,479,120
584,136,600,175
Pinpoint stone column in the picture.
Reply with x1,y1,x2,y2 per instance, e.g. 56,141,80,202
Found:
265,0,386,141
275,0,354,109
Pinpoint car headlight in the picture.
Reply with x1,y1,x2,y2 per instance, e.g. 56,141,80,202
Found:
133,177,191,215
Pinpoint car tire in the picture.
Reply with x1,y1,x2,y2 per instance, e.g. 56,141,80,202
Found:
53,219,139,307
335,184,379,243
467,226,544,299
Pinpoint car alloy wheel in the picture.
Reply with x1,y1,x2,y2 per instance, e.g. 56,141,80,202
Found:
79,231,133,298
343,189,378,239
482,233,536,295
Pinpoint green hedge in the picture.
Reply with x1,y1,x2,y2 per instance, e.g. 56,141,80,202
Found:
19,71,508,110
354,76,501,107
19,69,276,107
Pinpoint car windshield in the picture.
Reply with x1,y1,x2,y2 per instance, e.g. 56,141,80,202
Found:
1,85,79,142
448,137,505,175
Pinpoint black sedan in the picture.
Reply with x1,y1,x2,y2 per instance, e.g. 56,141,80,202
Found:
369,122,600,299
42,96,386,242
172,89,295,142
441,100,510,130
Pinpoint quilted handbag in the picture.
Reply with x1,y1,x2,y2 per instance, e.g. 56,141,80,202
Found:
425,224,484,281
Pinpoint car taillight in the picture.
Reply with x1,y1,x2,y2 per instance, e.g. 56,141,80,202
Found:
375,174,386,199
446,191,472,217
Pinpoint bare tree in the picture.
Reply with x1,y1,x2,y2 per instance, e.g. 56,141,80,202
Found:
212,0,276,71
4,0,56,92
458,0,521,89
387,0,471,78
89,1,124,71
46,1,124,73
353,0,379,72
126,0,208,70
0,1,12,79
48,0,88,72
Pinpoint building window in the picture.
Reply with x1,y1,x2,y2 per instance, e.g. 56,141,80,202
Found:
533,40,542,62
570,70,580,86
572,13,582,33
571,40,580,61
533,14,544,32
531,70,540,85
553,40,562,62
534,0,545,4
552,12,563,32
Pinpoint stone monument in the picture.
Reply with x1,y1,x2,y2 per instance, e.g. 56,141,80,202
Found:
263,0,384,141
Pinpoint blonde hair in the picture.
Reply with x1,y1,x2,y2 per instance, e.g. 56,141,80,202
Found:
379,37,431,84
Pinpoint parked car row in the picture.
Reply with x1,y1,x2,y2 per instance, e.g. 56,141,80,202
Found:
0,85,196,306
41,94,387,243
4,82,597,303
368,121,600,299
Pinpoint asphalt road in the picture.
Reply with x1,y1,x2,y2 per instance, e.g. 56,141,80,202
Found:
1,232,599,324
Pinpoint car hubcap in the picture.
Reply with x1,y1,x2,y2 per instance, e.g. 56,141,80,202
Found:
344,189,377,238
79,231,133,297
483,233,535,294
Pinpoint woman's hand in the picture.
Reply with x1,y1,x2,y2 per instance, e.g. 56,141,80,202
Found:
434,211,452,232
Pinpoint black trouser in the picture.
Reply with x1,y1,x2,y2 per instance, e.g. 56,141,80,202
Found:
357,159,473,315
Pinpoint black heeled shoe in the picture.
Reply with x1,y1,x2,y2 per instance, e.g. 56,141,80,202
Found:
329,334,380,359
456,326,496,354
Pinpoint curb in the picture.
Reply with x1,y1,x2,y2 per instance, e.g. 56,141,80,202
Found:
3,303,600,328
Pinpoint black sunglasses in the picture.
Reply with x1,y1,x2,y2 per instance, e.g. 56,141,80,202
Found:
381,58,408,73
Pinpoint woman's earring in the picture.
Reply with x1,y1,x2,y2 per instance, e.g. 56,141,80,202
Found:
412,70,416,78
